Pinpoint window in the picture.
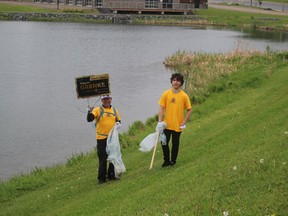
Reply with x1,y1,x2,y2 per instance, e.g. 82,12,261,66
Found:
86,0,92,6
76,0,82,5
145,0,160,8
162,0,173,9
96,0,103,7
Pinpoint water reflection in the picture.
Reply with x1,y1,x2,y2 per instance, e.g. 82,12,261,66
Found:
239,28,288,42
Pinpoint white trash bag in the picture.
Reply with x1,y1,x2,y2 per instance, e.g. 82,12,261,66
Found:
106,125,126,179
139,122,167,152
139,132,158,152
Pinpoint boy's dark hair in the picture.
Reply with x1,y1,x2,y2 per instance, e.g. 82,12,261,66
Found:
170,73,184,86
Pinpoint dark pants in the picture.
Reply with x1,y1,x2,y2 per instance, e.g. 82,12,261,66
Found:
161,129,181,163
97,138,115,182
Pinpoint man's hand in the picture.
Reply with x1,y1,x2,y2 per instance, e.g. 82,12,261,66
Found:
87,106,93,112
116,122,122,131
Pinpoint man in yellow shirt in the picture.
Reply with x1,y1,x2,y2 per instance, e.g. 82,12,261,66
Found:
87,95,121,184
157,73,192,167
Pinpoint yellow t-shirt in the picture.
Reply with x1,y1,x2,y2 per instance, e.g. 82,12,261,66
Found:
158,89,192,132
92,106,121,140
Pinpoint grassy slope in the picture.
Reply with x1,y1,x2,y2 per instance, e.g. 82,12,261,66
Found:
195,7,288,30
0,53,287,215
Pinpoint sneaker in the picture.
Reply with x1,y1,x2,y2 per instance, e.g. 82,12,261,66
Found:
98,179,106,184
108,176,117,180
161,161,172,167
170,161,176,166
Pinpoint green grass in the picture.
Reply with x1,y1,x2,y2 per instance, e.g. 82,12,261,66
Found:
195,7,288,30
0,3,58,13
0,2,97,14
0,50,287,215
0,2,104,22
263,0,287,3
132,7,288,31
222,0,286,4
163,47,284,105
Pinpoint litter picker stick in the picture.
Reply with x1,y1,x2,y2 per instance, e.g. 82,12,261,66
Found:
149,131,160,170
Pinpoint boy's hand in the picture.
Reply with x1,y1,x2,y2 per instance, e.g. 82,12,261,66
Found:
180,124,186,129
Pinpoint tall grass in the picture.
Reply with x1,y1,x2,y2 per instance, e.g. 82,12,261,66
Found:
164,41,283,104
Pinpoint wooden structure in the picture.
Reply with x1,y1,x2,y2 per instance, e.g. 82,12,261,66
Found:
35,0,208,14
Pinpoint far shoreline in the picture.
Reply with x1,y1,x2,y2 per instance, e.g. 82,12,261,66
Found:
1,1,288,32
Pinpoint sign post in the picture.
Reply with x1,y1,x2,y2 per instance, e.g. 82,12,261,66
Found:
75,74,110,99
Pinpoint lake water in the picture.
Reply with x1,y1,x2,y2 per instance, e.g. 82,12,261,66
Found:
0,21,287,181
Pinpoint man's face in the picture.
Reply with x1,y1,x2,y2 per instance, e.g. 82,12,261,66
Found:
172,78,182,89
102,98,112,107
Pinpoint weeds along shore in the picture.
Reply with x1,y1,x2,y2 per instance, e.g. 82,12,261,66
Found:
120,48,288,147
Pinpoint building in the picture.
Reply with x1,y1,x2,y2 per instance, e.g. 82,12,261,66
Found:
35,0,208,14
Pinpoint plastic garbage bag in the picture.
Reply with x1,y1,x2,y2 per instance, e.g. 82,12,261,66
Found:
156,121,167,145
106,125,126,179
159,132,166,146
156,121,166,134
139,132,158,152
139,122,167,152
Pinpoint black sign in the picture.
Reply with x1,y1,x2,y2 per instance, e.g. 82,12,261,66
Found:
75,74,110,99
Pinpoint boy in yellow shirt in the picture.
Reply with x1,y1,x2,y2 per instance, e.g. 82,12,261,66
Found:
157,73,192,167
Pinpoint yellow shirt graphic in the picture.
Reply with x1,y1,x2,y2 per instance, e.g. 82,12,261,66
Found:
92,106,121,140
158,89,192,132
